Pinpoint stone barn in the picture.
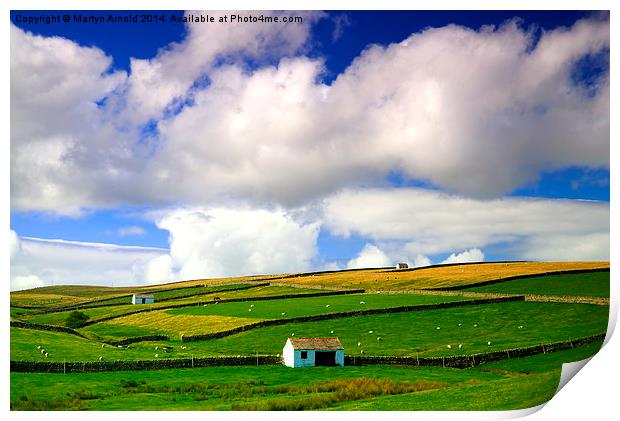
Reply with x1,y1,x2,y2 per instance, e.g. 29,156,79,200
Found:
132,293,155,304
283,337,344,368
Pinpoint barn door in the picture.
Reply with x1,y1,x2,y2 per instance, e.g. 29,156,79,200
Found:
315,351,336,366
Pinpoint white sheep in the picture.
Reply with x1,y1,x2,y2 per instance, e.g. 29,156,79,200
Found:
360,301,366,305
459,344,463,349
360,350,365,354
518,325,524,329
436,327,441,330
368,330,373,334
44,353,48,358
281,312,286,316
447,345,452,349
101,344,105,348
117,345,123,348
40,349,45,354
458,323,462,327
155,346,159,350
325,304,330,308
155,353,159,357
249,309,252,312
37,345,41,349
487,341,491,346
357,342,361,347
250,304,254,307
330,330,334,334
377,337,383,341
99,356,103,361
291,333,295,336
474,324,478,328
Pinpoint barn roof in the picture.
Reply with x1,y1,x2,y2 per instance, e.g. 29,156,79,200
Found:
288,337,343,350
133,293,154,298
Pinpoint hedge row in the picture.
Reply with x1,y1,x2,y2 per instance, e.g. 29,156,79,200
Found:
181,295,525,342
156,283,270,302
80,288,365,327
10,321,86,338
10,332,604,373
431,268,610,291
345,332,606,368
10,356,283,373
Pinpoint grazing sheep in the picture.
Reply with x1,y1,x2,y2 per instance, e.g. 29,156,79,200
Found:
37,345,41,349
155,353,159,357
155,346,159,350
377,337,383,341
357,342,361,347
368,330,373,334
291,333,295,336
249,309,252,312
458,323,462,327
99,357,103,361
281,312,286,316
360,301,366,305
203,304,208,307
325,304,330,308
44,353,48,358
330,330,334,334
360,350,365,354
101,344,105,348
487,341,491,346
117,345,123,348
474,324,478,328
459,344,463,349
518,325,524,329
250,304,254,307
436,327,441,330
447,345,452,349
40,349,45,354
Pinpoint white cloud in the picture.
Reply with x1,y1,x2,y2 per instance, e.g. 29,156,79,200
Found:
10,236,168,291
10,16,610,214
146,207,320,280
323,188,609,261
346,244,392,269
441,248,485,264
117,226,146,237
10,229,21,259
413,254,432,268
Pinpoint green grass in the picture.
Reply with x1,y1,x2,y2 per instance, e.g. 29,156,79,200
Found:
10,342,601,411
176,301,608,357
167,293,473,319
11,301,607,362
463,272,610,298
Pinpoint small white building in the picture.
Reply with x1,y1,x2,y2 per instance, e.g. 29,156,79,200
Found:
283,337,344,368
132,293,155,304
395,262,409,269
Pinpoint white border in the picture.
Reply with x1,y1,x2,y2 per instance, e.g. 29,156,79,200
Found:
3,1,616,420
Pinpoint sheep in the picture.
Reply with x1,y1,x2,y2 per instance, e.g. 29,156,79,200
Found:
487,341,491,346
281,312,286,316
325,304,330,308
436,327,441,330
291,333,295,336
377,337,383,341
249,309,252,312
474,324,478,328
44,353,48,358
360,350,365,354
101,344,105,348
250,304,254,307
99,356,103,361
458,323,462,327
155,353,159,358
330,330,334,334
357,342,361,347
518,325,524,329
447,345,452,349
37,345,41,349
359,301,366,305
40,349,46,354
459,344,463,349
155,346,159,350
368,330,373,334
117,345,123,348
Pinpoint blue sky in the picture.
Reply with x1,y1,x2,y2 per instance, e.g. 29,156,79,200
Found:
10,10,609,289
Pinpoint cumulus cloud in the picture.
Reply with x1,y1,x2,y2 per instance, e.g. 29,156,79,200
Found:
346,244,392,269
10,236,168,290
441,248,485,264
143,207,320,281
11,15,610,214
323,188,609,261
10,229,21,259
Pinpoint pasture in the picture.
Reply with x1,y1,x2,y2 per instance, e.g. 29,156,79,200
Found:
9,261,610,411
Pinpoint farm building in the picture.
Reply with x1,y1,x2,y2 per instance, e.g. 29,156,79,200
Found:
283,337,344,368
131,293,155,304
395,262,409,269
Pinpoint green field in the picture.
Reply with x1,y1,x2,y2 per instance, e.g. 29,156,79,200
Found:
463,272,610,297
9,263,610,411
10,341,602,410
